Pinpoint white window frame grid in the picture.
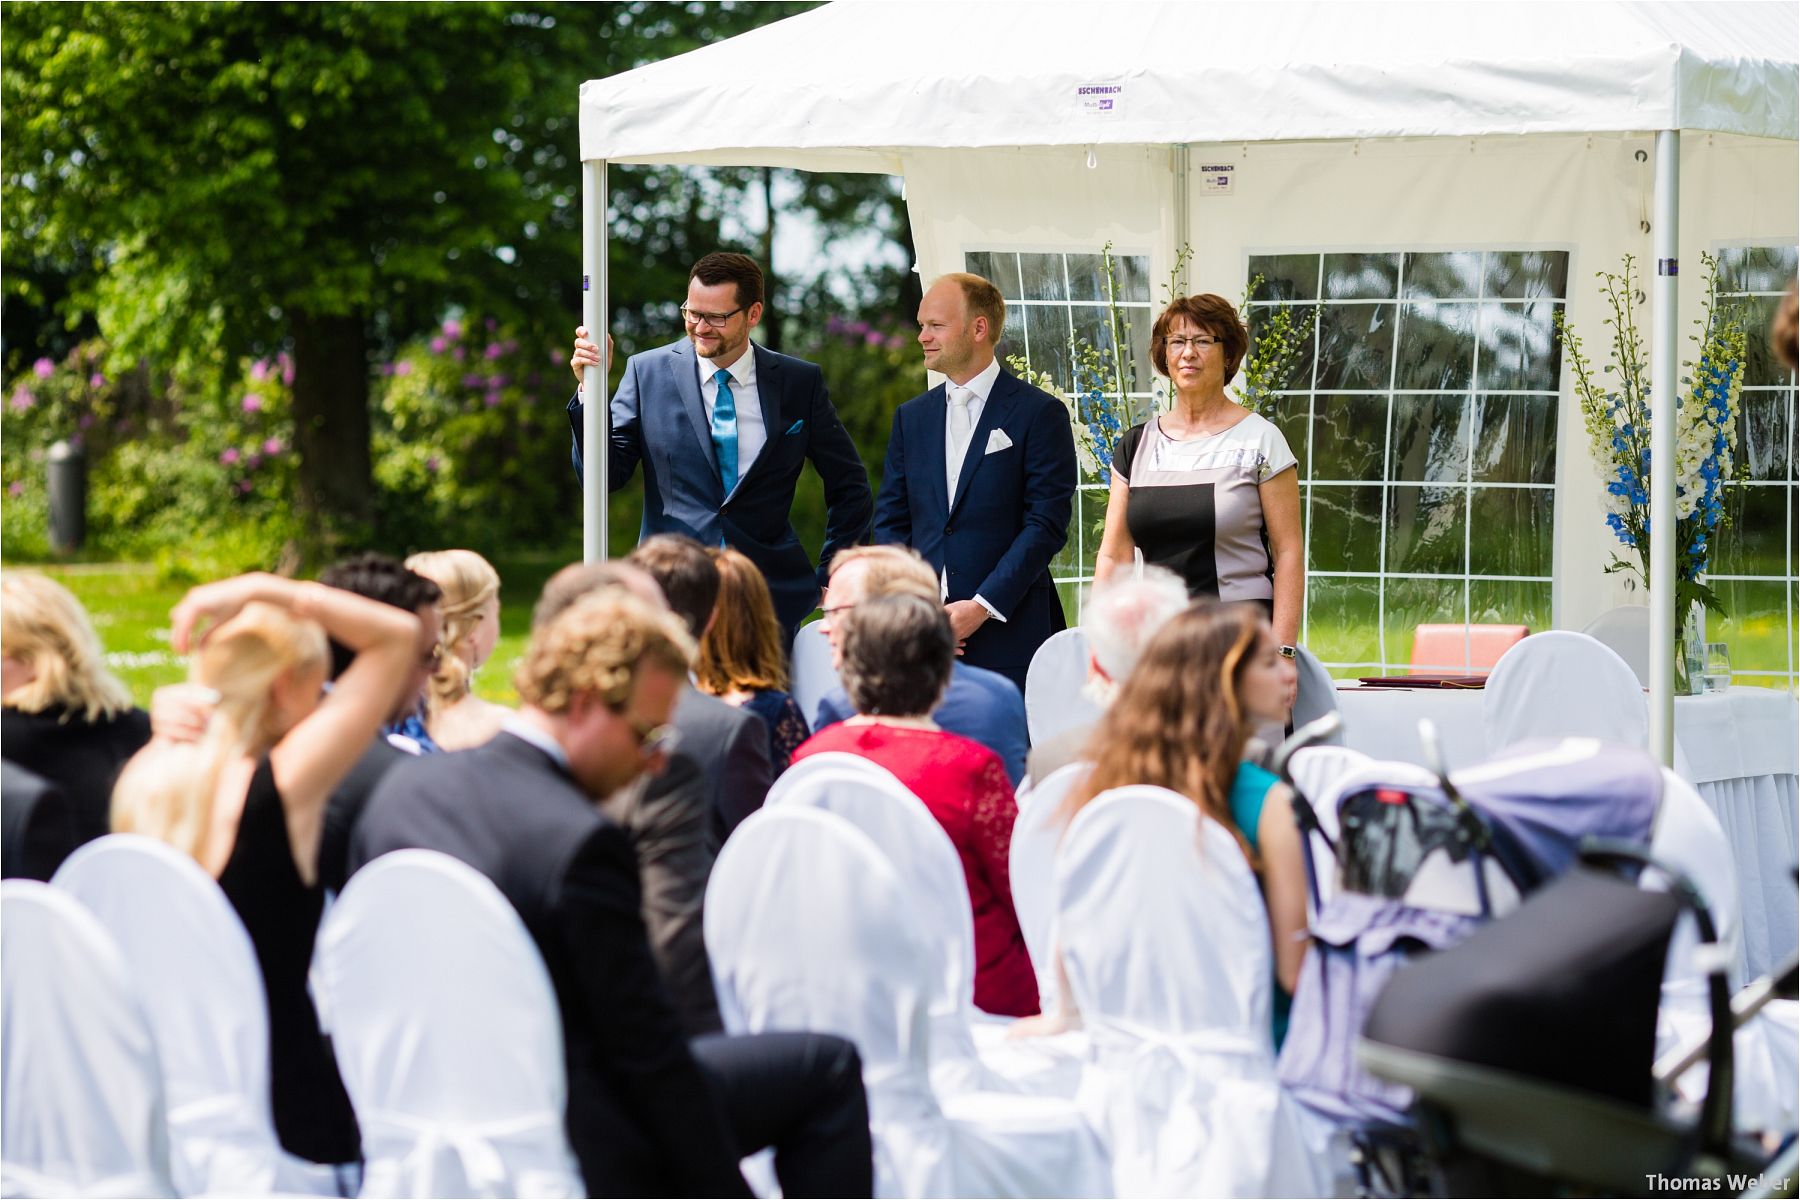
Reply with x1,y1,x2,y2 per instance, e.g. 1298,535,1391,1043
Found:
1709,240,1798,689
965,248,1158,614
1246,247,1569,675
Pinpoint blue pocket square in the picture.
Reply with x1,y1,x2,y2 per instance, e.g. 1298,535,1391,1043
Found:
785,419,805,435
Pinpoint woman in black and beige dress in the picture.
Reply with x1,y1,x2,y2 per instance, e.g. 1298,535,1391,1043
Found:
1093,293,1305,652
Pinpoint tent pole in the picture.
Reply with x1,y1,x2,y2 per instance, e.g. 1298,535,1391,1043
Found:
1648,130,1679,763
1172,143,1191,293
581,159,610,562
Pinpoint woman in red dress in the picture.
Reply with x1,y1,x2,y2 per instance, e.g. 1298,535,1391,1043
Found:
793,591,1038,1017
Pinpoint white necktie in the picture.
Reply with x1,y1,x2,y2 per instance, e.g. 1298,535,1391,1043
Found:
947,386,975,489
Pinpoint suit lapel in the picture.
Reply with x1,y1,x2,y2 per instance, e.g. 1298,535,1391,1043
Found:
949,371,1020,516
668,341,717,481
921,383,950,515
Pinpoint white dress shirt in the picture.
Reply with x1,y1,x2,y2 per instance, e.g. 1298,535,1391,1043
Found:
939,356,1005,622
700,348,765,487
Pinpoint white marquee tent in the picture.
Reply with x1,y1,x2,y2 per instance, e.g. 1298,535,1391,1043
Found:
576,0,1799,758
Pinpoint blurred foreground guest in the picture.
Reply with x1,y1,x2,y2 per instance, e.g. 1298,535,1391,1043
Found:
1,571,151,845
351,590,874,1196
1024,564,1190,786
317,554,444,754
627,535,773,835
404,549,509,750
812,545,1028,786
2,760,79,881
696,548,809,772
795,592,1038,1018
1020,602,1307,1047
113,572,419,1164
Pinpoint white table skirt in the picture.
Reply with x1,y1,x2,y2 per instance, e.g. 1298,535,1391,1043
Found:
1334,684,1799,980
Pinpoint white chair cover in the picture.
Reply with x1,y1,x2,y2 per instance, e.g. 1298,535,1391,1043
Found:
1483,631,1648,752
1289,646,1345,743
1009,762,1087,1010
2,880,176,1198
1580,604,1651,686
770,764,1082,1096
790,619,838,729
765,749,910,807
705,807,1113,1199
1057,787,1322,1198
310,850,583,1199
51,835,338,1196
1024,628,1102,745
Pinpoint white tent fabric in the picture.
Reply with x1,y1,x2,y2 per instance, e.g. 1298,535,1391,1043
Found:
1,880,176,1198
580,2,1798,165
769,763,1082,1097
51,835,338,1196
1023,629,1101,746
311,851,583,1199
1010,761,1088,1010
1056,787,1322,1197
705,806,1114,1199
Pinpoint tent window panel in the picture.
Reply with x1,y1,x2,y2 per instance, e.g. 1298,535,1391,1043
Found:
1389,393,1470,484
1019,253,1070,302
1311,394,1385,482
1719,245,1797,295
1401,251,1485,301
1485,251,1569,301
1707,579,1794,686
1384,484,1468,575
1470,579,1552,632
1248,304,1317,388
1264,395,1312,478
1322,252,1401,300
1472,395,1558,485
1387,578,1472,668
1475,301,1564,391
1468,488,1555,577
1741,292,1795,387
1307,484,1384,572
1249,254,1321,302
1737,390,1792,481
1714,484,1793,578
1315,302,1398,390
1304,575,1383,667
965,251,1023,298
1395,301,1478,391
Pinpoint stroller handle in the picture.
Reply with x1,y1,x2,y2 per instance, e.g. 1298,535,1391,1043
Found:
1270,711,1344,786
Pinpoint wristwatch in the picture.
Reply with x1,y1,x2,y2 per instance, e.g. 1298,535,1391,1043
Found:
1278,644,1298,660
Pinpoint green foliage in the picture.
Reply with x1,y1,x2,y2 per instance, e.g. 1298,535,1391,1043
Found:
1235,273,1318,415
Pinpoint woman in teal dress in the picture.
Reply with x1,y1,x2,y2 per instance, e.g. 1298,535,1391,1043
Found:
1018,600,1306,1046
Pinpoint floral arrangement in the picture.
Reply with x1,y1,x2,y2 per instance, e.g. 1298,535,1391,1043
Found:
1233,275,1318,417
1557,251,1746,625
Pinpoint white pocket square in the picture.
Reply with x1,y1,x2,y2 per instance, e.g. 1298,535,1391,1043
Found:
985,428,1013,454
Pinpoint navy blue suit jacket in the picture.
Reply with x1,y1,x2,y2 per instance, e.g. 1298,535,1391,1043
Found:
871,369,1077,683
570,339,873,633
811,661,1029,787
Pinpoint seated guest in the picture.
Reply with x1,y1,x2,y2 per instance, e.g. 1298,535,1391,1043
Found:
2,760,79,881
112,572,420,1165
1025,564,1190,786
626,535,773,836
531,556,726,1036
1,571,151,846
318,553,445,755
404,549,510,750
794,592,1038,1018
812,545,1028,787
351,590,873,1196
697,548,810,772
1021,601,1307,1046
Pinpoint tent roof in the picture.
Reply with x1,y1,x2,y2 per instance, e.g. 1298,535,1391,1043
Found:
579,0,1798,168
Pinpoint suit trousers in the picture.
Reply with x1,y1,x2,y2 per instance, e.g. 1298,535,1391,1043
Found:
691,1031,873,1198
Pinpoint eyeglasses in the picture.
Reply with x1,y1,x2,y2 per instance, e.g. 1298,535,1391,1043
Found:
1164,335,1221,353
680,304,746,329
818,602,857,626
628,716,681,761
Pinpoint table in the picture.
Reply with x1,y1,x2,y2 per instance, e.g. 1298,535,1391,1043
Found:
1334,683,1798,981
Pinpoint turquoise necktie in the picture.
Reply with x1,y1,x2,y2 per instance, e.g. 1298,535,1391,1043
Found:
710,367,739,496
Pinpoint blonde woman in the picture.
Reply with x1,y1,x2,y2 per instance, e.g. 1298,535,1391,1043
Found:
696,548,809,771
404,549,509,750
2,571,151,845
112,572,418,1165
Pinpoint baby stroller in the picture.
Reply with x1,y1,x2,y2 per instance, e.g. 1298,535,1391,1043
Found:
1269,719,1665,1195
1357,842,1796,1196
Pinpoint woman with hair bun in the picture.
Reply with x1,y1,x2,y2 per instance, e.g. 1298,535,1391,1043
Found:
404,549,509,750
2,571,151,846
1093,293,1305,654
112,572,418,1166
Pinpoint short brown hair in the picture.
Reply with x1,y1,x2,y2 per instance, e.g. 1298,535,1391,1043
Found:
1151,293,1249,381
827,544,938,602
532,561,660,630
937,272,1006,346
839,593,953,717
515,591,693,716
696,549,787,693
691,252,764,310
627,534,720,640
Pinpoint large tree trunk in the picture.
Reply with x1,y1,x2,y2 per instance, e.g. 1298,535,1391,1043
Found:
290,311,373,528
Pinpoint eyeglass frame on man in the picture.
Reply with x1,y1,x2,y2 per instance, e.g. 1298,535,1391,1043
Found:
680,304,747,329
626,714,681,761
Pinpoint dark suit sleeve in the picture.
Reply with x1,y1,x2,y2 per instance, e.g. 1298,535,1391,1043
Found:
715,710,773,837
804,369,873,588
990,680,1029,788
870,406,913,548
554,823,747,1196
973,392,1077,617
622,753,724,1036
565,357,643,491
1,765,77,882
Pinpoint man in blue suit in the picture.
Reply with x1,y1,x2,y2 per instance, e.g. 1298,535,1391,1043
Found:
872,273,1077,694
568,252,872,637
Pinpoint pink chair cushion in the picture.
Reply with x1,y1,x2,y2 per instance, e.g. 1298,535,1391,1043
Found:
1410,623,1529,673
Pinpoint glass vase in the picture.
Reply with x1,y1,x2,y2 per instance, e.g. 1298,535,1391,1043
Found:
1674,604,1706,697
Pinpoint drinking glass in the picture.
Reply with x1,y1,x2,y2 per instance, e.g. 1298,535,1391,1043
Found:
1702,642,1732,693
